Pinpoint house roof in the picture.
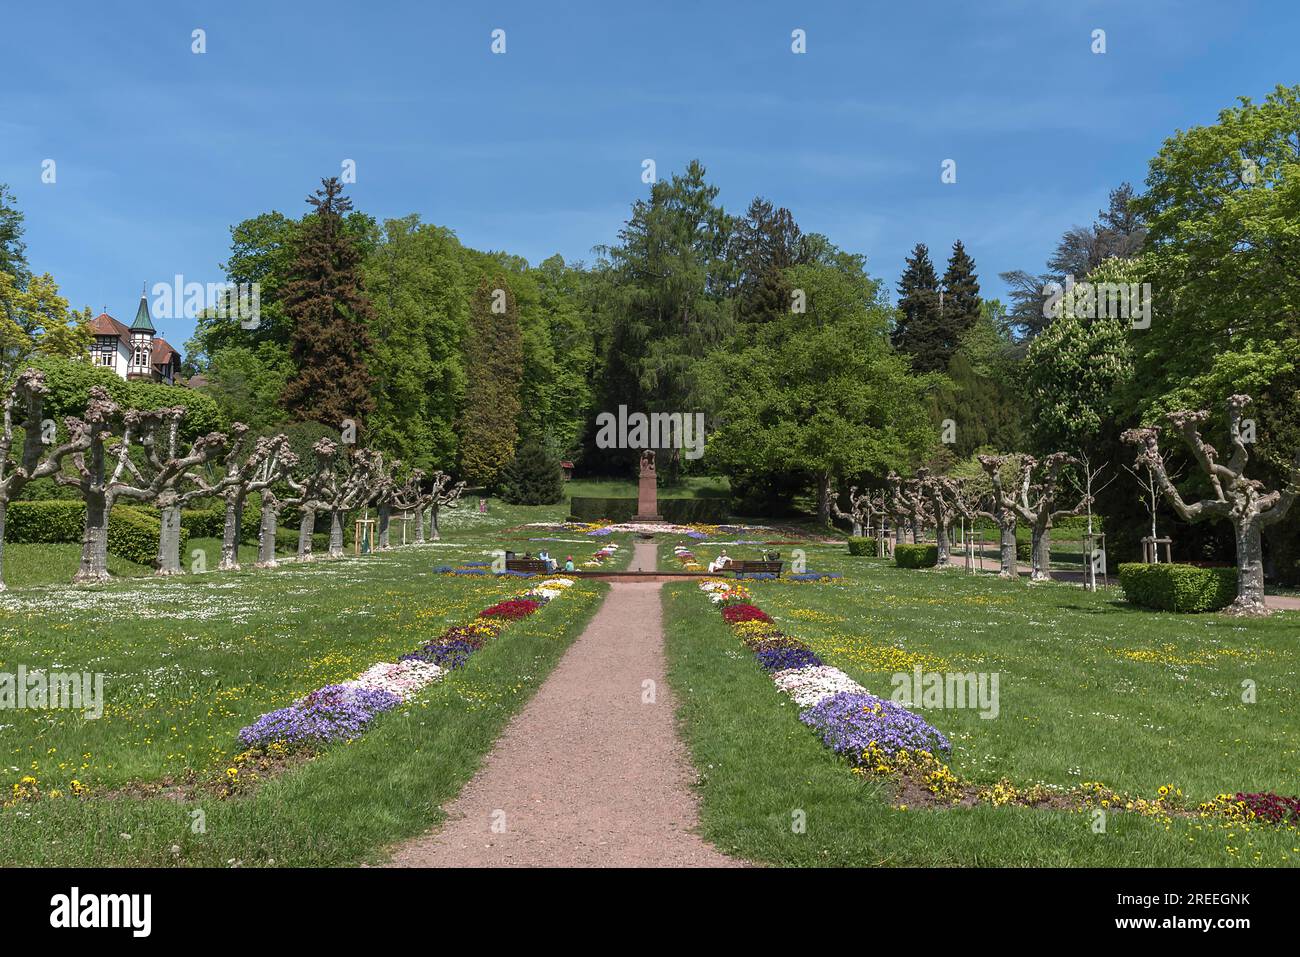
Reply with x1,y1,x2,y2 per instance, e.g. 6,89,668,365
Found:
89,312,131,340
152,337,179,368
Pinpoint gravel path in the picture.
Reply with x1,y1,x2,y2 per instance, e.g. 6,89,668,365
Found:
386,541,741,867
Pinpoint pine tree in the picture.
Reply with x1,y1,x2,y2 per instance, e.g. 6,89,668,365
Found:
499,435,564,505
0,183,28,285
459,276,523,487
941,239,981,350
280,177,376,430
892,243,945,372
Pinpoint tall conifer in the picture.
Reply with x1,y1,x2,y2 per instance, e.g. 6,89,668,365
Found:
459,277,523,487
280,177,376,430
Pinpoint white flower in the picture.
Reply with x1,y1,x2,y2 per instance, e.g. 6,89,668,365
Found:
771,666,866,708
345,659,445,699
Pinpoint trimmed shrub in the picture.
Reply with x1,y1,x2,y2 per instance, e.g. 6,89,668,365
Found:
108,505,182,566
1117,562,1238,613
568,495,731,524
4,500,185,566
1016,541,1031,561
5,500,85,543
180,498,262,542
847,536,878,557
275,528,333,552
894,543,939,568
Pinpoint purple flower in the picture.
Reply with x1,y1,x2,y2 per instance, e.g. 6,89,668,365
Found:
401,638,478,670
799,691,950,760
238,684,401,749
755,647,823,672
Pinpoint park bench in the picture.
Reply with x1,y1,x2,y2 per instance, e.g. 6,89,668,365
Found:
505,558,551,575
732,560,783,577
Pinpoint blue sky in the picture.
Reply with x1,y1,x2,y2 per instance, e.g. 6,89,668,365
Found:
1,0,1294,351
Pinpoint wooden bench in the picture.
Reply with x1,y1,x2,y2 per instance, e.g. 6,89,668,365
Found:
732,560,783,577
505,559,550,575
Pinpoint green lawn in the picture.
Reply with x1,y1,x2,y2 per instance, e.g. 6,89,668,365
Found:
0,505,616,866
662,535,1300,867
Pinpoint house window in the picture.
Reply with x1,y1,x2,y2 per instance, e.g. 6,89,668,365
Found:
93,337,116,367
133,341,150,369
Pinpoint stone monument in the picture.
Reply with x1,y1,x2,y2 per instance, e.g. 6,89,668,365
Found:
633,449,662,521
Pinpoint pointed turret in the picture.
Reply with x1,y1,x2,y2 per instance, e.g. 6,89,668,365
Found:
129,289,156,334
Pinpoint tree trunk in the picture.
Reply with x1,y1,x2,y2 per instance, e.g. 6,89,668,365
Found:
910,519,919,544
429,505,441,541
1030,522,1052,582
1229,519,1268,616
935,519,949,564
895,521,905,545
297,509,316,562
156,500,184,576
219,494,243,571
998,515,1017,579
850,520,862,537
329,510,345,557
377,504,391,550
257,497,279,568
0,500,8,592
817,474,832,524
75,493,111,583
413,504,426,544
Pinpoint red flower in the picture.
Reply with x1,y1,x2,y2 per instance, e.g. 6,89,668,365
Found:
722,604,772,624
479,599,541,620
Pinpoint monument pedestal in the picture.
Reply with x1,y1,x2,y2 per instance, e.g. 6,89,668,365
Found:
632,450,662,521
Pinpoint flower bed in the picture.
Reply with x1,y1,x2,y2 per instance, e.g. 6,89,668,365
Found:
801,691,951,759
238,578,576,752
239,685,402,749
700,577,948,761
695,578,1300,833
721,603,771,624
772,665,868,708
480,598,542,620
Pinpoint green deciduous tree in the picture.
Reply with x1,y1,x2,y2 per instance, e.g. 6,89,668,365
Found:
703,253,936,521
366,215,468,471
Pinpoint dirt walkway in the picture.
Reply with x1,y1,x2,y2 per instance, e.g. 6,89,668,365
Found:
386,541,740,867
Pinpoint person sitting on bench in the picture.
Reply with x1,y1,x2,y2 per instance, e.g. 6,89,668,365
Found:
538,549,557,572
564,556,575,572
707,550,732,574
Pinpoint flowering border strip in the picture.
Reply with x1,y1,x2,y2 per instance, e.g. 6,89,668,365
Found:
695,579,1300,833
237,577,579,753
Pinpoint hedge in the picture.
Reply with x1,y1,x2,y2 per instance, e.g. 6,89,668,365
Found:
568,495,731,524
894,543,939,568
1017,541,1032,561
847,536,879,557
179,501,262,542
4,500,186,566
1117,562,1238,613
108,506,179,566
274,529,343,552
